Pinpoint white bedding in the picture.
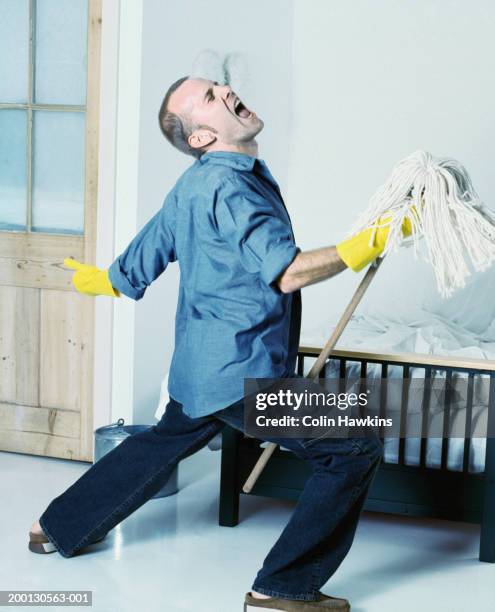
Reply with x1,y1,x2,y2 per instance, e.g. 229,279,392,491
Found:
322,358,488,473
301,305,495,473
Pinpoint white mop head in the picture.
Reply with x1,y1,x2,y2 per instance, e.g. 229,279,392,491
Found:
349,150,495,297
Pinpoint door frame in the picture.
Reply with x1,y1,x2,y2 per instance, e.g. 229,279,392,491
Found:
93,0,144,429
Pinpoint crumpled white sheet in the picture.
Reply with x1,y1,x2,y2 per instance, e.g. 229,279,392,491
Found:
303,263,495,359
301,294,495,473
323,357,488,473
302,310,495,363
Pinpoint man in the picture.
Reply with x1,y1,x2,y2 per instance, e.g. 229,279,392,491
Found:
29,77,407,611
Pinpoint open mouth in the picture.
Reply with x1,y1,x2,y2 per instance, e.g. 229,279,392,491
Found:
234,97,252,119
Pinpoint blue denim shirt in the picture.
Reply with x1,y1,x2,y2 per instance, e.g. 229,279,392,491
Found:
108,151,301,417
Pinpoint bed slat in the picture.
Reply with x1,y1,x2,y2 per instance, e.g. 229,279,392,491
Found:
420,367,432,468
297,354,305,376
441,370,453,470
379,363,388,440
462,372,475,473
398,365,410,465
339,359,347,395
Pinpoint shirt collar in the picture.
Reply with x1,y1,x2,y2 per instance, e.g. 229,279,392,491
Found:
199,151,281,192
199,151,257,171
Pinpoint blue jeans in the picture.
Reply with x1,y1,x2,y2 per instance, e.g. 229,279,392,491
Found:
40,397,382,602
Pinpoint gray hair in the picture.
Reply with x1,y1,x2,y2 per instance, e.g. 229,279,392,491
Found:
158,76,213,159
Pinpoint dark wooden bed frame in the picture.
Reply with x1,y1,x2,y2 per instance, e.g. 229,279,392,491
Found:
218,346,495,563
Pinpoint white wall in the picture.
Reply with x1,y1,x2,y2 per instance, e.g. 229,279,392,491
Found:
132,0,294,422
288,0,495,344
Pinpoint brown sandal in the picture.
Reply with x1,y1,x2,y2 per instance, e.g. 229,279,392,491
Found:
28,531,107,554
244,592,350,611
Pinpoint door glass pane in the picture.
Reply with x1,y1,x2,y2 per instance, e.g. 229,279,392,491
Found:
34,0,88,105
0,110,28,231
32,111,85,234
0,0,29,103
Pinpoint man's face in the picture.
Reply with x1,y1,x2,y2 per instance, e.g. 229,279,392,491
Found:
167,78,264,153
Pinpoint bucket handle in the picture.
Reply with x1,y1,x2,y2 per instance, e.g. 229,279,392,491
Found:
107,418,125,427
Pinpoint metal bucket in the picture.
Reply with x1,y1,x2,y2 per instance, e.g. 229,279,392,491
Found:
94,419,178,498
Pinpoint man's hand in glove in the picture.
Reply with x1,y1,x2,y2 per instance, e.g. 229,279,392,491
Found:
63,258,120,297
336,215,413,272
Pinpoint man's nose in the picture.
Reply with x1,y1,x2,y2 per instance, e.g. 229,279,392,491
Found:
216,84,233,98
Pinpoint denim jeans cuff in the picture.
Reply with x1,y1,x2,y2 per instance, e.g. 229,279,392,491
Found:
251,583,320,602
38,515,73,559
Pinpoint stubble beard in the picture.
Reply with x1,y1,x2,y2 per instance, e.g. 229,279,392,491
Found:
238,116,264,143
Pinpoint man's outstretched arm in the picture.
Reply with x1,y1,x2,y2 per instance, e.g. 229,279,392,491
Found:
108,193,177,300
277,214,413,293
276,246,346,293
64,193,177,300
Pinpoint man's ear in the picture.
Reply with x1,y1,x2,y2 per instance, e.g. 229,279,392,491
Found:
188,128,216,152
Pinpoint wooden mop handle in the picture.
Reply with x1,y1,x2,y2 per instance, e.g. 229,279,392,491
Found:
242,259,383,494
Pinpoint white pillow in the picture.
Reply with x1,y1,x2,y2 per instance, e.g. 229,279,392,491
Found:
154,372,170,420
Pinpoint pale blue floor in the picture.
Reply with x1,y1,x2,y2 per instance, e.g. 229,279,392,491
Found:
1,448,494,612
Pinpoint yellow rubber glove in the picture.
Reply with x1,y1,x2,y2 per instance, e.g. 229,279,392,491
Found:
63,258,120,297
336,215,413,272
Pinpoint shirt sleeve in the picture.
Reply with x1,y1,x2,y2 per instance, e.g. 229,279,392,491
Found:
108,193,177,300
213,177,298,288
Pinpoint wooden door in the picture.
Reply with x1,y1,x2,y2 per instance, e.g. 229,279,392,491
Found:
0,0,101,461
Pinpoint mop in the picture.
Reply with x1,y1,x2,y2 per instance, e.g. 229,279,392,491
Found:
350,150,495,298
243,150,495,493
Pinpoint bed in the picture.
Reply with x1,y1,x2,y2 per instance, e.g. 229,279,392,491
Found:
218,345,495,563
